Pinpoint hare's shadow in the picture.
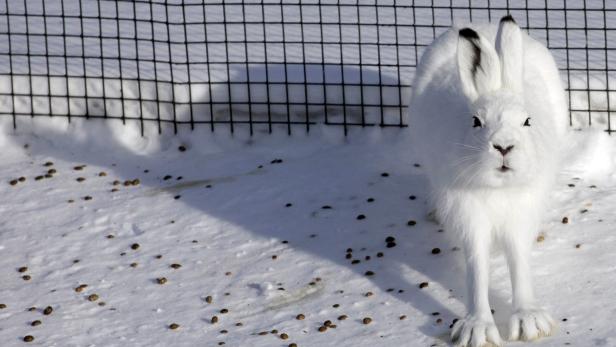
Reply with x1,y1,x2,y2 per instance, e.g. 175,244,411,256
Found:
13,64,511,344
18,124,512,343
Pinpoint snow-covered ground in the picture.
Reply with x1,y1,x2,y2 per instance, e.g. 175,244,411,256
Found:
1,120,616,347
2,1,616,346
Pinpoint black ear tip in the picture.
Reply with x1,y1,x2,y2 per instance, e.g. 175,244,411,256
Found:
501,14,516,24
459,28,479,40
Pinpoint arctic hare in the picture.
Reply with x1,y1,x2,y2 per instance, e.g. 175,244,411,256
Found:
408,16,566,347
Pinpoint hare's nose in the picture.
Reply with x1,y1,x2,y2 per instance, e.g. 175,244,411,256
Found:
493,144,514,156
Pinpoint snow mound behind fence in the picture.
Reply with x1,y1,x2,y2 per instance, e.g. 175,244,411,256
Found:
0,0,614,135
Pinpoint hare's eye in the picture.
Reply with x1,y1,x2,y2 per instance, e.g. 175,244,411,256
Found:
523,117,531,127
472,116,482,128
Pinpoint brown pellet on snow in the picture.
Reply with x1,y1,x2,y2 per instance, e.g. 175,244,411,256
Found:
74,284,88,293
87,294,99,302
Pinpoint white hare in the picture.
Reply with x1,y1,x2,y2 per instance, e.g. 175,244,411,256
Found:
408,16,567,347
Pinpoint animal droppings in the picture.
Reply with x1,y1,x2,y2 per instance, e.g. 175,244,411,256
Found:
87,294,99,301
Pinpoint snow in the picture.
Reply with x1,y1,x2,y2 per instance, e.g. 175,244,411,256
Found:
2,1,616,346
1,120,616,347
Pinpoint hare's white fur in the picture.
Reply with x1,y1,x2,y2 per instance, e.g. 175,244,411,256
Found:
408,17,566,347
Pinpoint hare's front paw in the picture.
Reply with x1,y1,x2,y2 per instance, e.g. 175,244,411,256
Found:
508,308,556,341
451,316,503,347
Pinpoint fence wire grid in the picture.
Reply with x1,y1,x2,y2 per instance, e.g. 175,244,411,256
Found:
0,0,614,135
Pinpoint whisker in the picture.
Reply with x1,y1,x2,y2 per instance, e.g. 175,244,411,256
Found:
451,142,481,151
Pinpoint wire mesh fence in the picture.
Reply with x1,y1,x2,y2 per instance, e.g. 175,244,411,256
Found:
0,0,614,135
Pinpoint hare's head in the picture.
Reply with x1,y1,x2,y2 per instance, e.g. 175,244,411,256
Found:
455,16,541,188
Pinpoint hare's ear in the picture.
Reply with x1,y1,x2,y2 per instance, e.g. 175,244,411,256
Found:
457,28,501,102
496,15,524,93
